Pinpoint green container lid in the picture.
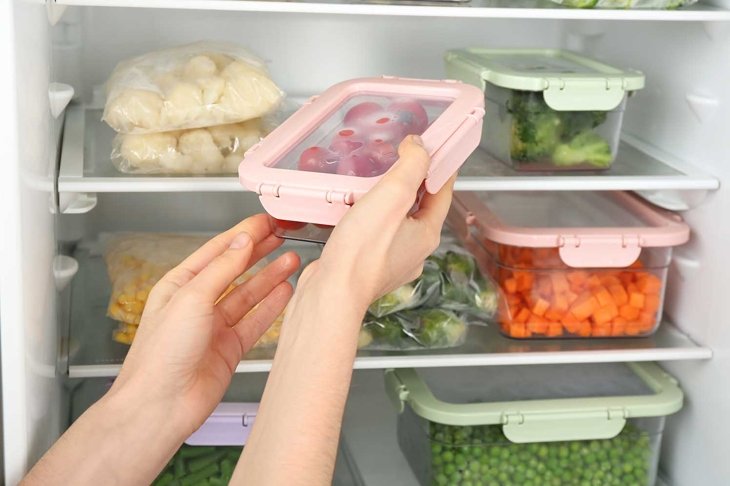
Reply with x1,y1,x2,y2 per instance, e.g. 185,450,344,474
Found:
385,362,682,443
445,48,645,111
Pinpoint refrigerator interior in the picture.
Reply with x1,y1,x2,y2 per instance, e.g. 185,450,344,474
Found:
2,1,730,484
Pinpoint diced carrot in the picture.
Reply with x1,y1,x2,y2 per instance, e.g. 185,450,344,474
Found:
515,272,535,292
629,292,645,309
594,287,613,307
504,278,518,294
537,276,553,297
553,294,570,313
569,292,599,321
637,274,663,295
514,307,531,324
550,273,570,295
612,317,627,336
544,308,563,322
593,304,619,326
608,284,629,306
619,272,635,286
629,259,645,269
510,323,527,338
586,275,602,289
600,274,622,287
528,319,548,334
531,298,550,317
592,325,611,337
639,311,656,329
565,291,579,304
563,312,580,333
567,270,588,286
627,283,639,294
578,321,592,337
547,323,563,337
625,324,643,336
644,294,661,314
619,304,641,321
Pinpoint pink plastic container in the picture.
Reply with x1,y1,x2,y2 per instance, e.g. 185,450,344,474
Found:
448,191,689,339
239,76,485,226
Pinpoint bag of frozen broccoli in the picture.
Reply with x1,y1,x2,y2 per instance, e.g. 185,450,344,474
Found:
358,308,469,351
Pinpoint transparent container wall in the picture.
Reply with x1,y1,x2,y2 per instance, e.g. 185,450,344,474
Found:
476,192,650,229
154,444,243,484
397,408,664,486
482,84,626,172
274,94,451,177
478,240,670,339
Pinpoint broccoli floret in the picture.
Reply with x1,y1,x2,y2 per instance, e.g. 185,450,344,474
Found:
561,110,607,139
416,309,467,347
511,112,563,161
369,284,418,317
552,131,613,168
366,315,404,345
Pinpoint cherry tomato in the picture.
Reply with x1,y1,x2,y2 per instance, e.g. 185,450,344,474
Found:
366,140,398,170
343,102,382,125
336,154,377,177
366,116,407,145
273,218,307,231
387,99,429,135
297,146,338,173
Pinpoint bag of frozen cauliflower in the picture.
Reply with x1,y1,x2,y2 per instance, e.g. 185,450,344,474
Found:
102,42,284,134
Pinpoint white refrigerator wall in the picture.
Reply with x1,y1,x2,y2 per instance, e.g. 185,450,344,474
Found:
3,4,729,484
2,2,64,484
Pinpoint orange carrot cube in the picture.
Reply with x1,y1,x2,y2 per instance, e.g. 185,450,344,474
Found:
594,287,613,307
504,278,518,294
592,325,611,337
514,308,531,324
578,321,592,337
644,294,661,314
608,284,629,306
629,292,645,309
619,304,641,321
593,304,619,326
547,323,563,337
550,273,570,295
510,323,527,338
569,292,599,321
531,298,550,317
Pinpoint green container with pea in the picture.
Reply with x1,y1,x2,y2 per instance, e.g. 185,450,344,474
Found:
385,362,682,486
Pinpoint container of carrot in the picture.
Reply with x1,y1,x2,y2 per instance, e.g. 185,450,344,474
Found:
447,191,690,339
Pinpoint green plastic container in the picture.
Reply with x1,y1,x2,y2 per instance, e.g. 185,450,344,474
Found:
445,49,645,172
386,362,682,486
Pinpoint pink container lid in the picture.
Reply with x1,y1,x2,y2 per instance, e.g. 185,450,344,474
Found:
452,191,690,268
185,402,258,446
239,76,485,225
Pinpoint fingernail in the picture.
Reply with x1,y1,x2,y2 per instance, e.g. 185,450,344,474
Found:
229,232,251,249
411,135,423,146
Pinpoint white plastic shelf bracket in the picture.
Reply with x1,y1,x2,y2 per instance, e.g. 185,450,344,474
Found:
49,83,75,118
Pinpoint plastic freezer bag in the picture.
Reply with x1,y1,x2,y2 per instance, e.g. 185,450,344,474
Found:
112,119,264,174
368,247,499,320
359,309,469,351
103,233,274,345
103,42,284,134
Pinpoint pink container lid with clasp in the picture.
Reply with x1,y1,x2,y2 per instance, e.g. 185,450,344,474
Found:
239,76,485,226
185,402,258,446
452,191,690,268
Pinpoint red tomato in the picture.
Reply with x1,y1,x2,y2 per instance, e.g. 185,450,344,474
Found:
273,219,307,231
343,102,382,125
366,140,398,170
329,138,364,155
297,146,338,173
387,99,429,135
336,154,377,177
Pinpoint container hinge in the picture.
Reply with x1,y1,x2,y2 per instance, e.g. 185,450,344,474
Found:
607,78,625,91
326,190,353,206
242,412,257,427
257,183,281,198
607,408,627,420
503,412,525,425
622,235,641,248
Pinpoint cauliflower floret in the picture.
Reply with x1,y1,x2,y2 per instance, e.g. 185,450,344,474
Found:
223,153,243,173
196,76,226,106
104,89,164,132
118,132,177,169
158,151,194,174
162,81,204,127
208,119,262,156
183,55,218,79
207,52,235,71
178,129,224,168
219,61,282,121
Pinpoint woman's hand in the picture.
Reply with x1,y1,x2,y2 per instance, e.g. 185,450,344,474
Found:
23,215,300,486
236,135,455,486
110,214,300,437
305,135,452,315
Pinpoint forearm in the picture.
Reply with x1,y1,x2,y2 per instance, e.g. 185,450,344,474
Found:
234,269,365,485
23,386,186,486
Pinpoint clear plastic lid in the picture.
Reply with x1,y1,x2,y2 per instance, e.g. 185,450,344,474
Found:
452,191,690,268
445,49,645,111
274,94,451,177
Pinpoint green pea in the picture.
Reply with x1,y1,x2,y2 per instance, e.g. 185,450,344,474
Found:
443,451,454,463
435,473,448,485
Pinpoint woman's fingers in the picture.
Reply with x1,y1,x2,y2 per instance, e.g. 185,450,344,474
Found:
233,281,294,353
411,173,456,228
216,251,300,327
179,232,255,303
150,215,275,307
